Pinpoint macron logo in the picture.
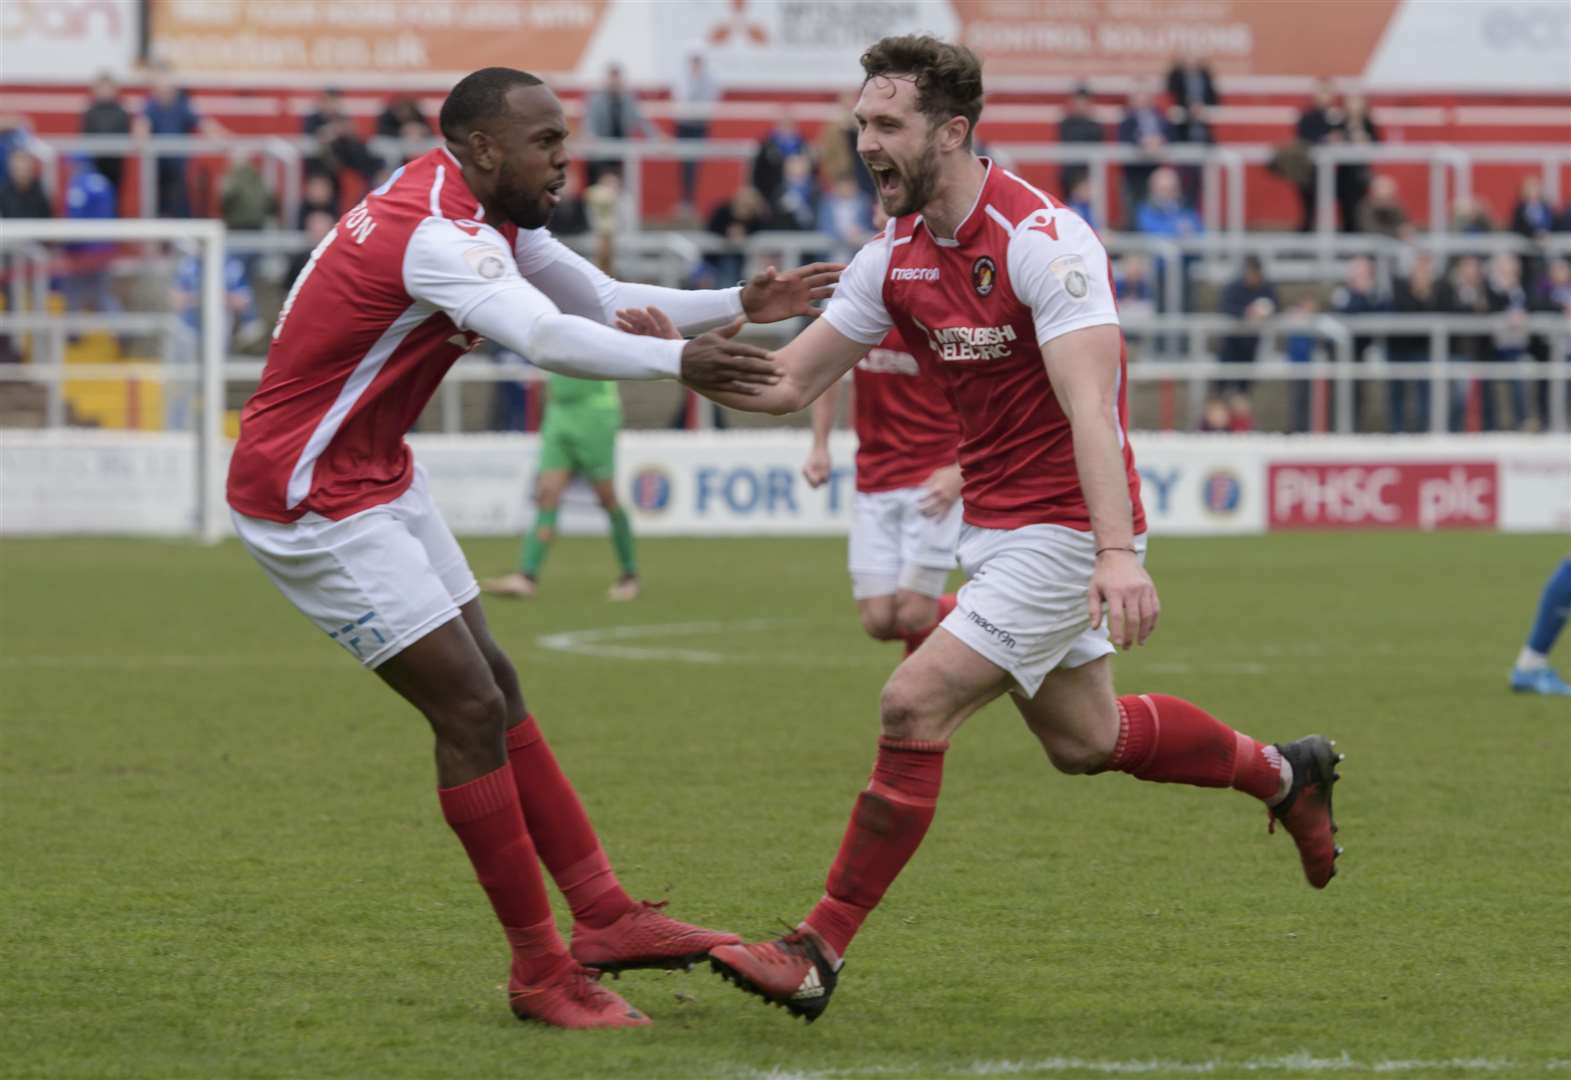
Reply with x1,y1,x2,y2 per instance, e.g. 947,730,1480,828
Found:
890,266,940,282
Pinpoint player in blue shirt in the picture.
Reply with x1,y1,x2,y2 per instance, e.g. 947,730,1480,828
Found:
1512,553,1571,696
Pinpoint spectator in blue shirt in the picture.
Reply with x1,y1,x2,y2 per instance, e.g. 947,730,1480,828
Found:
1117,85,1171,226
134,63,203,217
63,156,119,315
1135,167,1202,318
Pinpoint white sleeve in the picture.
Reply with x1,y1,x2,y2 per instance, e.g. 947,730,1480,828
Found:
821,232,895,345
405,218,682,380
403,217,527,330
1006,208,1120,346
514,226,744,334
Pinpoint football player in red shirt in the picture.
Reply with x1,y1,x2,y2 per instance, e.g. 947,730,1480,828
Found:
228,68,837,1029
619,36,1343,1022
802,323,962,656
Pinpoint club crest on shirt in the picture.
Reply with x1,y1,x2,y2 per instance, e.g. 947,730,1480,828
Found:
971,255,996,296
462,245,508,280
1049,254,1090,301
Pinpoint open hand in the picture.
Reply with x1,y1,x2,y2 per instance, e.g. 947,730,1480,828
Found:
1088,549,1159,650
677,317,780,396
917,464,962,518
740,262,843,323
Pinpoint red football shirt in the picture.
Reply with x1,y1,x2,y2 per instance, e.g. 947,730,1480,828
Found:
849,328,960,493
823,160,1145,534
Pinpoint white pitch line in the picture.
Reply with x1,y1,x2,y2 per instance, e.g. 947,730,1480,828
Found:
533,617,885,670
733,1056,1571,1079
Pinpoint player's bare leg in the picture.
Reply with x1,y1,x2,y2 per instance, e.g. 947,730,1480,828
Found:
482,469,571,598
590,477,639,602
710,629,1008,1020
1014,657,1343,888
376,615,648,1028
462,601,738,972
855,589,956,656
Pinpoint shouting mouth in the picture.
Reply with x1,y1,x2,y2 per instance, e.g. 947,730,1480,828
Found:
545,176,566,206
867,161,901,198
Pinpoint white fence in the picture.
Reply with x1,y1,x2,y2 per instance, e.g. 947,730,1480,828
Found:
2,429,1565,540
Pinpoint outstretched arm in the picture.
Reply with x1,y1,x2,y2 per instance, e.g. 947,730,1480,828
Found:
802,375,844,487
618,305,869,415
517,230,838,333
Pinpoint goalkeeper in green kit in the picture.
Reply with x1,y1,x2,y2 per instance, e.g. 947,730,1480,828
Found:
483,370,640,602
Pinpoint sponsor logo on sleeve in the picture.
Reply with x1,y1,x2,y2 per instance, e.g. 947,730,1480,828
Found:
462,245,508,280
1049,254,1090,301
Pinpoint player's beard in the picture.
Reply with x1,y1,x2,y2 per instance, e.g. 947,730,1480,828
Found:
873,137,939,218
496,158,554,230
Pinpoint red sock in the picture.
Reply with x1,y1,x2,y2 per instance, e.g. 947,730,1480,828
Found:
903,592,958,657
1107,693,1283,802
438,765,569,983
505,716,635,929
805,736,947,959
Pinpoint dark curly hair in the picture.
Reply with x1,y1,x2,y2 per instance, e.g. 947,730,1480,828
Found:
860,35,984,148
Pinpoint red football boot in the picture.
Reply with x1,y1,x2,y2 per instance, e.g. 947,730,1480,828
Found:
570,900,741,974
508,960,652,1029
1269,734,1345,888
708,925,840,1023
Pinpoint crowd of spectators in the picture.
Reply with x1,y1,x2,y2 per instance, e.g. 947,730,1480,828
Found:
0,55,1568,434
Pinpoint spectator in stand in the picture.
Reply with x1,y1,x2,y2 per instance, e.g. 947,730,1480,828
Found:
61,156,118,318
815,92,873,199
1387,250,1441,432
1114,253,1156,355
0,147,51,218
376,95,430,139
1487,252,1530,431
1335,94,1378,234
817,176,873,257
135,62,207,218
1136,166,1201,320
1512,175,1556,242
1135,165,1200,237
375,95,433,170
1356,174,1411,240
1452,196,1495,234
1056,84,1104,194
80,72,131,198
772,153,819,231
302,87,380,186
297,171,338,229
1292,81,1342,232
1330,255,1388,429
1283,296,1322,433
1117,85,1171,226
706,185,772,284
1166,51,1219,113
671,52,719,216
1066,176,1094,227
1532,257,1571,423
1444,253,1494,430
1214,255,1278,431
285,208,335,290
545,168,591,237
584,63,658,184
751,114,807,207
220,151,277,233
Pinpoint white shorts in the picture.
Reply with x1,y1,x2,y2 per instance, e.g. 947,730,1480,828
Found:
847,486,963,600
941,523,1148,699
232,465,479,669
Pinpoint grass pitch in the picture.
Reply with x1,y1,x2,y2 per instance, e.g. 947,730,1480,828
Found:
2,532,1568,1079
